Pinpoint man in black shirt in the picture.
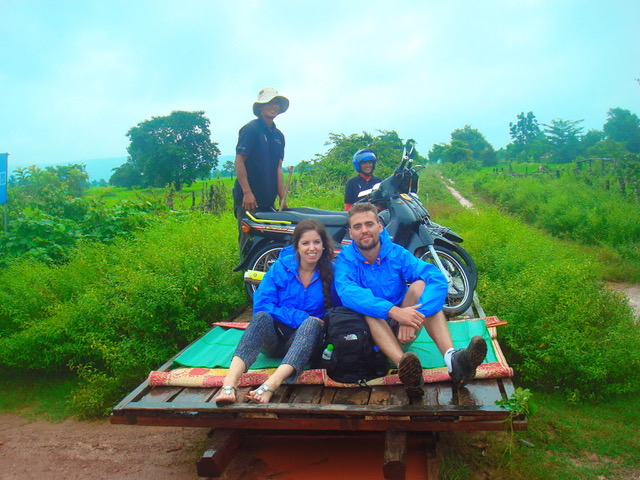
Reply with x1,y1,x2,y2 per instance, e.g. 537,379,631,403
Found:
344,148,381,211
233,88,289,245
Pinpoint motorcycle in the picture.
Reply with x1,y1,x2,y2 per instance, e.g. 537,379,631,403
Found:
234,141,477,316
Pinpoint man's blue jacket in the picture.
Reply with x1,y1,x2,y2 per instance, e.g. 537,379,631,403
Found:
335,229,448,319
253,246,338,328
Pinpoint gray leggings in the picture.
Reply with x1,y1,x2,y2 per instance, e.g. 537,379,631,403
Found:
234,311,323,383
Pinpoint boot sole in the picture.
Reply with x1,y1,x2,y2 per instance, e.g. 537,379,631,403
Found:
398,352,424,400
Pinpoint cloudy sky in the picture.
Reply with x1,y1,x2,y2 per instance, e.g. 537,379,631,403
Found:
1,0,639,177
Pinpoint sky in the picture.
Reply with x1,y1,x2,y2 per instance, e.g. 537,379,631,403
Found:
1,0,639,179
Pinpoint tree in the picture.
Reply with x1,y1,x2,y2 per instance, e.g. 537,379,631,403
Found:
428,143,448,163
603,107,640,153
222,160,235,178
122,111,220,190
442,140,475,166
45,164,90,198
110,162,143,188
542,118,584,163
509,111,541,146
445,125,498,167
303,130,414,184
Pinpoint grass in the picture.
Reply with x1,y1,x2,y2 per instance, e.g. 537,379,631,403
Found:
85,176,236,208
0,371,77,421
438,390,640,479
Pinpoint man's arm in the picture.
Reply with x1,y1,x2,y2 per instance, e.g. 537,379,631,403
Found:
276,159,287,209
334,255,395,319
234,154,257,211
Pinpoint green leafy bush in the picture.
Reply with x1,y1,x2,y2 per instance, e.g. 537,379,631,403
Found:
452,206,640,400
458,169,640,249
0,212,246,416
0,200,165,268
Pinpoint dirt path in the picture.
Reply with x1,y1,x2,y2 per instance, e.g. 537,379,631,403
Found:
0,414,209,479
0,414,434,479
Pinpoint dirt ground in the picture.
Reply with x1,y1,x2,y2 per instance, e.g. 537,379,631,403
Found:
0,413,435,479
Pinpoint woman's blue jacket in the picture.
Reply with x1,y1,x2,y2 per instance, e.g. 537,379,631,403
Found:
253,246,338,328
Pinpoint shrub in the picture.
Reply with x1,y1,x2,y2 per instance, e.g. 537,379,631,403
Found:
452,206,640,400
0,211,247,416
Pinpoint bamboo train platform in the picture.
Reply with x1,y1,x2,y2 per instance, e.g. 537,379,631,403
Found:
110,295,527,479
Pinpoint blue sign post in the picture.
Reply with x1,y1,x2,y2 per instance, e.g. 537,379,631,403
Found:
1,153,7,233
0,153,7,205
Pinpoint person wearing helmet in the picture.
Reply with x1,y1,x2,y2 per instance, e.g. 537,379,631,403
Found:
344,148,382,211
233,87,290,245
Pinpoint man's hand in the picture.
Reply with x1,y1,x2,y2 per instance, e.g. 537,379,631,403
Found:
242,191,258,211
397,325,417,344
388,305,425,330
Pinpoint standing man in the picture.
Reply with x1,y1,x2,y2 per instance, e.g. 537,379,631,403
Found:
233,87,289,245
344,148,382,211
334,202,487,399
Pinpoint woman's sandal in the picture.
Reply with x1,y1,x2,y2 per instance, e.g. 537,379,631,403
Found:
215,385,237,405
247,383,276,404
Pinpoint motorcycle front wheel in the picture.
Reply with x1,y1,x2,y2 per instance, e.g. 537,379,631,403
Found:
420,245,474,316
244,243,284,299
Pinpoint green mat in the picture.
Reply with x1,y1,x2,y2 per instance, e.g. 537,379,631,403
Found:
174,319,497,369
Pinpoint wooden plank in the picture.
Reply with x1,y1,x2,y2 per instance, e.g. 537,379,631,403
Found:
500,377,516,399
458,380,508,422
288,385,324,404
136,386,182,404
434,383,453,406
424,435,440,480
319,387,337,404
122,414,514,431
383,431,407,480
332,387,371,405
120,399,512,415
171,387,216,404
369,386,392,406
196,429,241,477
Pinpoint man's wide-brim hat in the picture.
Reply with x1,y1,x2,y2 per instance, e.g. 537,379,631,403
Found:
253,87,289,116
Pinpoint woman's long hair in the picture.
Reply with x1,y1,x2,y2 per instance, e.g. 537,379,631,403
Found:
292,218,335,311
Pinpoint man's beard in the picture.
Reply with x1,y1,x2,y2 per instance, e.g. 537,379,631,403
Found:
356,237,379,251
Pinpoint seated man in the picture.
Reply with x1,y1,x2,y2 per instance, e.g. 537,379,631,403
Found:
344,148,382,211
334,202,487,399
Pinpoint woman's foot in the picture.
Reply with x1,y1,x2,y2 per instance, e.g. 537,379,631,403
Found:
214,385,237,405
247,383,277,403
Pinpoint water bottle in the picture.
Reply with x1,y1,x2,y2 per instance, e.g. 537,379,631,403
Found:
321,344,334,361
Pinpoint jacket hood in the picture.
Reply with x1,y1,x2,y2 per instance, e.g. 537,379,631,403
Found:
346,227,393,263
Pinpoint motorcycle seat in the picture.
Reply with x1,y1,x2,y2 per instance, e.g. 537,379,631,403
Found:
252,208,348,227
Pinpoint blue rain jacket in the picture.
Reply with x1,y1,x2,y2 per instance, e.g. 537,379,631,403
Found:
253,246,339,328
335,229,448,319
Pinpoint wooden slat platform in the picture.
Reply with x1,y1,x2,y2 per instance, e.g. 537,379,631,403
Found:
110,301,526,479
110,377,526,432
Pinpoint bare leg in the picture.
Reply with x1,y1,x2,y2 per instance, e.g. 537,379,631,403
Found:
402,281,454,355
423,310,454,355
248,364,295,403
365,316,404,366
215,356,247,404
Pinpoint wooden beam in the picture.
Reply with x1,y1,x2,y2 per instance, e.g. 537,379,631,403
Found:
196,429,241,478
383,430,407,480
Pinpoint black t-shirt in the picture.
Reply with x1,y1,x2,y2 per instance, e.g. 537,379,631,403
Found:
344,174,382,205
233,117,285,209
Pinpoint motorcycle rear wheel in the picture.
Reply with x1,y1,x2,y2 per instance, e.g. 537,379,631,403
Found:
420,245,474,316
245,243,284,299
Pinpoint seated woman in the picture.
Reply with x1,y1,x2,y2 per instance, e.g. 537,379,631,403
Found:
215,218,337,404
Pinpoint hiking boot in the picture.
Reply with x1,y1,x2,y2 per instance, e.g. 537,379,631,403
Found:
449,335,487,388
398,352,424,401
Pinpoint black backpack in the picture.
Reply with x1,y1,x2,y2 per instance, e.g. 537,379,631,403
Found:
320,306,389,384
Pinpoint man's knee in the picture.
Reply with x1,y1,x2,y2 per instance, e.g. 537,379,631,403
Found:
403,280,426,306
